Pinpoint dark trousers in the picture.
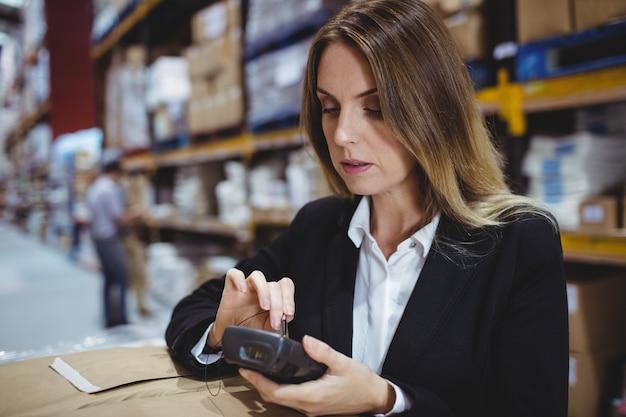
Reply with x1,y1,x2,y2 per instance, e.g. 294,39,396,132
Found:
93,237,129,327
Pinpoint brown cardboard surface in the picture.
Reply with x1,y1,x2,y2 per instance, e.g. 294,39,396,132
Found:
0,346,340,417
184,32,242,79
516,0,574,43
578,197,619,232
569,347,624,417
445,9,487,59
574,0,626,31
184,31,244,134
52,346,191,392
567,273,626,353
191,0,242,44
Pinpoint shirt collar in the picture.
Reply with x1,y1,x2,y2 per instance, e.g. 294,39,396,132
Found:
347,197,371,248
347,197,441,254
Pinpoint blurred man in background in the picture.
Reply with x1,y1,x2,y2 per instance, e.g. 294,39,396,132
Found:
87,150,144,327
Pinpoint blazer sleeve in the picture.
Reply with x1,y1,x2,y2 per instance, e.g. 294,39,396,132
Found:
390,215,568,417
165,276,227,377
164,199,319,377
484,216,569,417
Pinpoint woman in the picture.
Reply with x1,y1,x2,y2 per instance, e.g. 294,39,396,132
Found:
165,1,569,415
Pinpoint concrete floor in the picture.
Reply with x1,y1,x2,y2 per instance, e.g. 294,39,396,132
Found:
0,221,172,365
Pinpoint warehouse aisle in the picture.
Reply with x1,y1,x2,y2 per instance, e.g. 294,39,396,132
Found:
0,221,172,365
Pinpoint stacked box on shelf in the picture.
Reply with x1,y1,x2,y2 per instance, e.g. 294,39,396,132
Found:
108,46,152,151
424,0,494,89
172,165,208,220
21,48,50,126
574,0,626,32
566,266,626,417
20,0,50,118
516,0,626,44
445,10,493,89
22,0,46,53
244,0,349,133
516,19,626,82
184,0,244,136
244,0,347,60
515,0,575,45
245,37,313,133
146,52,190,149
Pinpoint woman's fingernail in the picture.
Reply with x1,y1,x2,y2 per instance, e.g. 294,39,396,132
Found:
303,335,317,348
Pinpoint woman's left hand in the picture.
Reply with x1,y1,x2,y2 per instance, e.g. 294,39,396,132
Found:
239,335,395,416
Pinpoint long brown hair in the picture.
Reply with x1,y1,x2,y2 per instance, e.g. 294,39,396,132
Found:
301,0,552,228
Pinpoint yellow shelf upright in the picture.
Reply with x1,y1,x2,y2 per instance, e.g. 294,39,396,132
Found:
476,69,526,136
496,69,526,136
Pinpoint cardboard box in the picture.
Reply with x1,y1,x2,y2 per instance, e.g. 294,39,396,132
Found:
191,0,241,44
445,9,488,59
422,0,484,18
0,346,309,417
566,273,626,354
574,0,626,31
184,30,244,134
569,348,623,417
246,0,347,44
184,32,242,79
187,89,243,134
186,48,241,96
516,0,574,43
245,36,312,129
578,197,619,232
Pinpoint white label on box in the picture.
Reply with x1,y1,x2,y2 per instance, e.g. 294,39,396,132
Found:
569,356,577,386
582,205,605,223
566,283,578,315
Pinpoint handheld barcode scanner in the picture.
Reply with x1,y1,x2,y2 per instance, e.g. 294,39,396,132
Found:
221,321,327,384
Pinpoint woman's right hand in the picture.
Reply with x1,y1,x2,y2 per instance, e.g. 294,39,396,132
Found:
207,268,295,348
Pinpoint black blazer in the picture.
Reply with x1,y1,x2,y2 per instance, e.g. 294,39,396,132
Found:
166,196,569,417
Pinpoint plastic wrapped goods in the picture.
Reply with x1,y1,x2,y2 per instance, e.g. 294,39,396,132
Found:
522,131,626,230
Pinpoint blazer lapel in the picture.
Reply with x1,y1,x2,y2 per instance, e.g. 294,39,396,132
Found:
382,216,492,380
321,198,360,357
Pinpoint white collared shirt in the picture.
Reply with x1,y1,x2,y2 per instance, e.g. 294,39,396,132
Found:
349,197,440,374
192,197,440,415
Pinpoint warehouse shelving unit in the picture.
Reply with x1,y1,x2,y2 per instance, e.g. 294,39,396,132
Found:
122,127,304,171
477,65,626,268
86,0,626,266
561,230,626,267
90,0,165,60
122,128,304,240
1,3,623,416
477,65,626,136
3,99,50,154
88,0,323,254
2,0,623,266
